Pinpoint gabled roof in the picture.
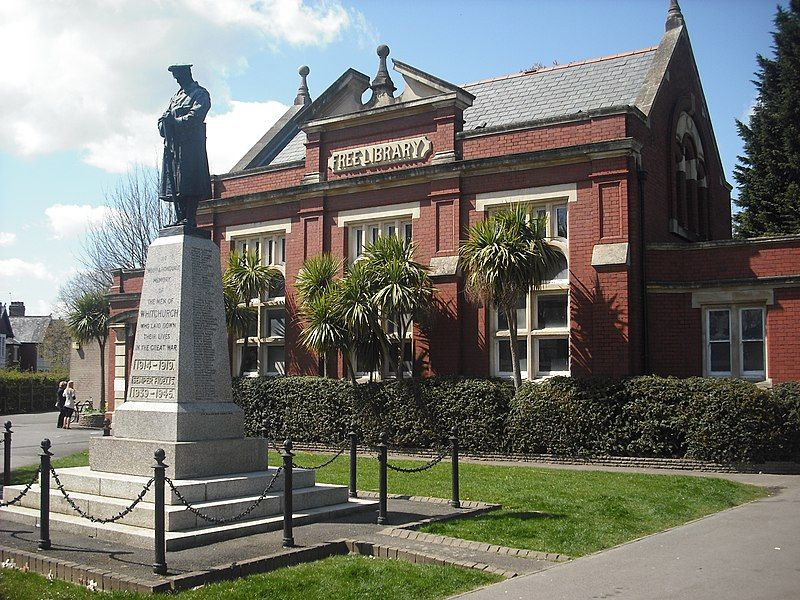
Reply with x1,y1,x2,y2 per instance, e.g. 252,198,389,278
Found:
227,4,696,174
0,305,13,338
9,315,51,344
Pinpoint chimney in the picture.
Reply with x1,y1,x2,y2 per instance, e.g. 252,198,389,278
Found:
9,301,25,317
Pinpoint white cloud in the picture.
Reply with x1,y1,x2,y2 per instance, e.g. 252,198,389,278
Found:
0,258,52,281
0,1,369,171
44,204,115,239
206,100,289,173
0,232,16,247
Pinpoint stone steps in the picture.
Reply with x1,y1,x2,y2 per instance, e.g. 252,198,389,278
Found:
45,466,316,505
0,464,374,549
0,498,377,550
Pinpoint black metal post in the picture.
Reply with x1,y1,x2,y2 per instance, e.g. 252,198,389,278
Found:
349,425,358,498
377,431,388,524
261,421,269,468
102,419,111,437
152,449,167,576
282,438,294,547
450,426,460,509
38,438,52,550
3,421,11,487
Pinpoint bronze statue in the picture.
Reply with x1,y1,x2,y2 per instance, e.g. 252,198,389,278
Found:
158,64,211,228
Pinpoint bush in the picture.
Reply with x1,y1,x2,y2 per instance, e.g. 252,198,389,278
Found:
232,376,513,452
234,374,800,464
0,369,69,415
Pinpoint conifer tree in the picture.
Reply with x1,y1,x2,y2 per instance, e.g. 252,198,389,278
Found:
734,1,800,237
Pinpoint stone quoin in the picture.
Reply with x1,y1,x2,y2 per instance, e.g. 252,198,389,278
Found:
99,2,800,417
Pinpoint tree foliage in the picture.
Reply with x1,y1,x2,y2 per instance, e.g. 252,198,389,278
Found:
65,291,110,411
222,250,281,377
58,165,171,305
458,204,562,390
295,236,435,383
734,1,800,237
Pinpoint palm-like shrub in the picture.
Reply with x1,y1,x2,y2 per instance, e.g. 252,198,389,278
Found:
223,250,281,376
362,235,434,379
296,237,434,382
459,204,562,389
66,291,110,411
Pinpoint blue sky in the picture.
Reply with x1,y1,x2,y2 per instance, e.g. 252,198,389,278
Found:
0,0,781,315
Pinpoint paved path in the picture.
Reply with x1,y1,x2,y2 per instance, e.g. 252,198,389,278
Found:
3,411,101,469
455,472,800,600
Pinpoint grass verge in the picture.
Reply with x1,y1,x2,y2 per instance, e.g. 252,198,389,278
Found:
10,450,89,485
294,451,766,557
0,554,500,600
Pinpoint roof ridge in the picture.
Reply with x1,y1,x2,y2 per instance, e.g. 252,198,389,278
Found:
463,46,659,88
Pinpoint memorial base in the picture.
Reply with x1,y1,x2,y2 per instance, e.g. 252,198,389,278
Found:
89,436,269,479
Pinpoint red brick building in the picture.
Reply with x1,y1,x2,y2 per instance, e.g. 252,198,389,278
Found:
103,3,800,415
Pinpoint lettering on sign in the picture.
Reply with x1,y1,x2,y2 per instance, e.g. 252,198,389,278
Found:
129,388,176,400
328,136,433,174
133,359,176,372
130,375,176,387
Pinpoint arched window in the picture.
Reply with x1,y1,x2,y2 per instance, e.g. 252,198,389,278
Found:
672,112,709,240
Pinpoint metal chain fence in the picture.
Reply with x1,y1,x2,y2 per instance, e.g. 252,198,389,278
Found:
385,449,450,473
166,466,283,524
50,467,154,524
269,439,350,471
0,467,41,507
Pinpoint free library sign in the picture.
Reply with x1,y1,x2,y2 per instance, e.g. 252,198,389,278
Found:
328,135,433,174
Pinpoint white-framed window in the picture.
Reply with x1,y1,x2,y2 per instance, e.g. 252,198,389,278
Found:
231,231,288,376
349,219,413,261
353,312,414,380
704,306,766,380
488,200,569,380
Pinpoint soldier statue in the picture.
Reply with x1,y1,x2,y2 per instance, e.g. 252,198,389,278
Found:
158,64,211,228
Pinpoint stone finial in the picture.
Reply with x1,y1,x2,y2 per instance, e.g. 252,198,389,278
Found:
370,44,396,99
294,65,311,106
666,0,685,31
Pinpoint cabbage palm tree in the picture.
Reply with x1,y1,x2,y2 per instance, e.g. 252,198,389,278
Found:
295,254,349,379
223,250,281,376
66,291,110,411
362,235,434,379
458,204,562,390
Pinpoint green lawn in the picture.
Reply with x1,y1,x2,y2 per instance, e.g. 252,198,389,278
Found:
9,450,766,558
0,554,499,600
10,450,89,485
293,451,766,557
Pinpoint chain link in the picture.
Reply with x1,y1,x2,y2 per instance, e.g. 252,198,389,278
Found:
268,439,350,471
0,467,41,507
386,450,449,473
50,467,154,523
166,466,283,524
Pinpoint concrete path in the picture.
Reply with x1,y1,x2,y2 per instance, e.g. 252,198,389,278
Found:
3,411,101,469
455,472,800,600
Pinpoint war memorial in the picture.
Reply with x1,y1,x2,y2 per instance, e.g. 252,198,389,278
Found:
1,64,372,555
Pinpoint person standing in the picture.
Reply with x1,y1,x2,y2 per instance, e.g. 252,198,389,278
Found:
55,381,66,428
61,381,77,429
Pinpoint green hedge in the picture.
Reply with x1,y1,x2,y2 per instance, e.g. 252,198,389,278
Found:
233,376,513,452
233,375,800,463
0,370,69,415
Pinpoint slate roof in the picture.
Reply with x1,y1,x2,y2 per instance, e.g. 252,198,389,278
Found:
263,47,657,168
9,316,51,344
462,48,656,130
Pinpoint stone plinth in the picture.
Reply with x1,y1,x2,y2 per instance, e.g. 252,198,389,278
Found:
92,228,265,478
